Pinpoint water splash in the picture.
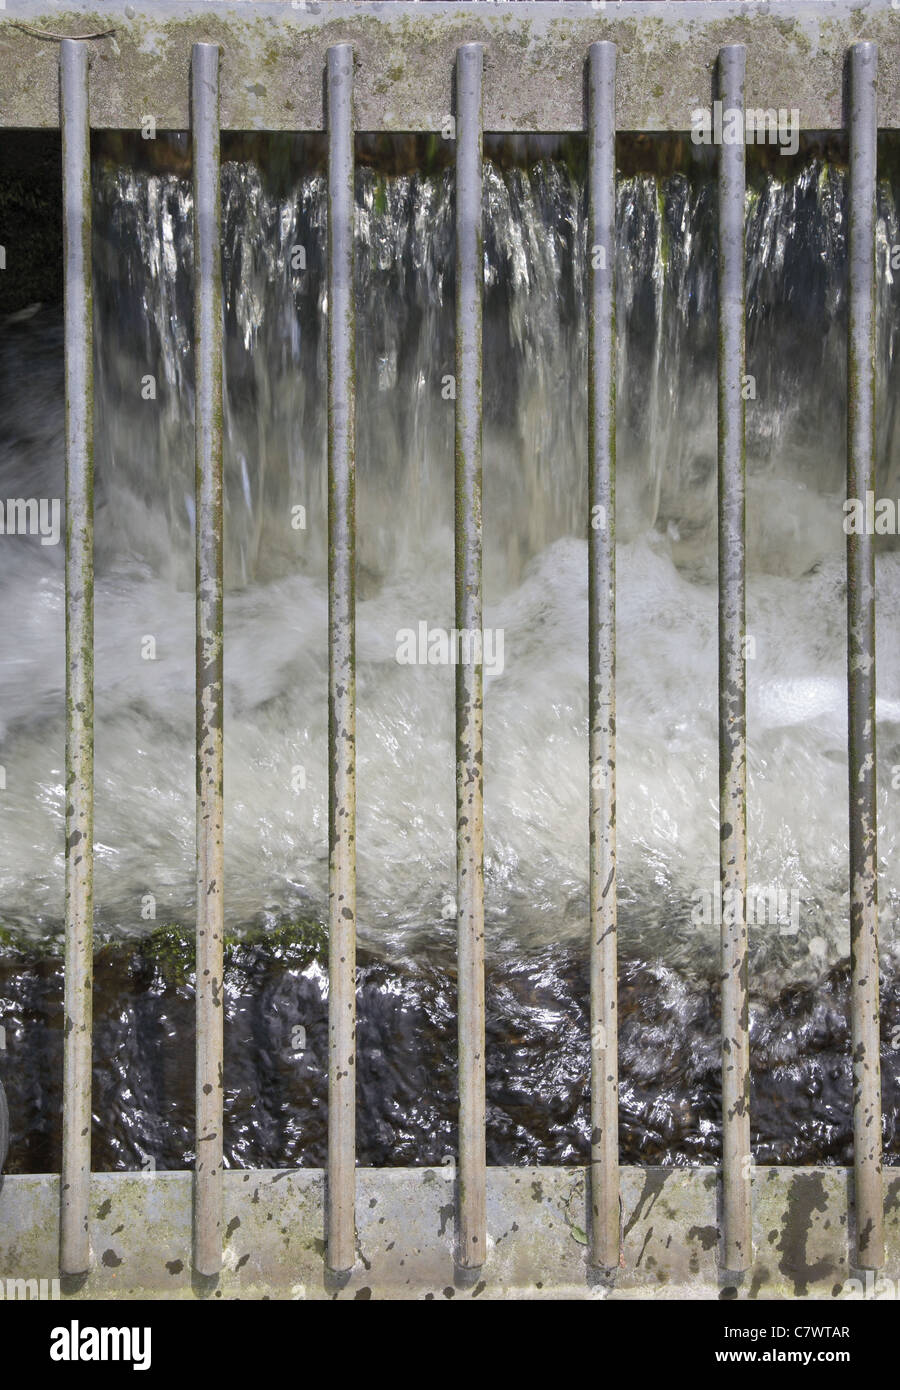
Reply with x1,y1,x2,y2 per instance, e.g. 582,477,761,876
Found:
2,141,900,995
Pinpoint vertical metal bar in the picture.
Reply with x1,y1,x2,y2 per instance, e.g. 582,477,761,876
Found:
191,41,224,1279
717,43,752,1274
847,39,884,1271
455,41,486,1271
60,37,94,1278
587,40,619,1271
326,41,357,1276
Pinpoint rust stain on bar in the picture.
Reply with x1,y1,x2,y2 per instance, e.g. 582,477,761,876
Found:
192,39,225,1280
455,39,486,1272
846,39,884,1272
326,41,358,1277
60,35,95,1280
716,42,752,1275
587,38,619,1273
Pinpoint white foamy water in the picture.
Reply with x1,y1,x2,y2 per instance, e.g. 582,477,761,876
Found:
2,141,900,991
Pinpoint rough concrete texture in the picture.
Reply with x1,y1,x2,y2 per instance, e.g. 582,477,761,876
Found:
1,1165,900,1298
1,1,899,133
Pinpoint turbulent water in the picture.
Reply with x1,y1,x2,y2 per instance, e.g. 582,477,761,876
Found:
1,135,900,1170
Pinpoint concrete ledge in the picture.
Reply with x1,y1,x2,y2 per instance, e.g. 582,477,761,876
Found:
1,1,899,133
2,1166,900,1298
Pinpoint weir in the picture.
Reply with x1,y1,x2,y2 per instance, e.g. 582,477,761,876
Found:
0,0,900,1299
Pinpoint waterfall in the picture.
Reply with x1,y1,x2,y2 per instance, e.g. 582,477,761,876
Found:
0,136,898,991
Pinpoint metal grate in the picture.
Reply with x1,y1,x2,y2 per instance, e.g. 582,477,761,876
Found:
0,0,896,1290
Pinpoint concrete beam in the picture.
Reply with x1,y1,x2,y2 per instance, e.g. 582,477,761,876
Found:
0,1,898,133
1,1166,899,1298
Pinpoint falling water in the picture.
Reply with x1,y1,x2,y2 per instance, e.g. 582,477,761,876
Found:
1,134,900,1170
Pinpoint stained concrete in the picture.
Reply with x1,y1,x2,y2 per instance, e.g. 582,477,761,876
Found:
1,1165,899,1298
1,2,899,134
